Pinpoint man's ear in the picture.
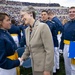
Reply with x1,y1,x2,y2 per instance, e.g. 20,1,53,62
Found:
30,13,33,17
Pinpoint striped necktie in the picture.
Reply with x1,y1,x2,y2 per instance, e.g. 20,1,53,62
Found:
30,20,36,35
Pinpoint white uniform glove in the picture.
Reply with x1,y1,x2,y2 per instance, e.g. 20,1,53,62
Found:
18,57,24,66
59,49,63,54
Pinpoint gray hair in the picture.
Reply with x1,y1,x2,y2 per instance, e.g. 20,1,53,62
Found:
21,6,36,19
21,6,36,14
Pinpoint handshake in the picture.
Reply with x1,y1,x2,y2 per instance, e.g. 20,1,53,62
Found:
18,57,24,66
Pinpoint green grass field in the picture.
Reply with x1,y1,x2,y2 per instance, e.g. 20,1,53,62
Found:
20,54,65,75
57,54,65,75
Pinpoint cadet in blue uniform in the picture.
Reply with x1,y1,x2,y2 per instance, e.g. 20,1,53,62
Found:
60,7,75,75
48,10,63,35
8,19,21,47
41,10,58,74
48,10,63,73
19,24,28,47
48,10,63,49
0,13,21,75
41,10,58,48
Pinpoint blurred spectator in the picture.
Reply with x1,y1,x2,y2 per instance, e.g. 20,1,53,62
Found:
62,19,68,25
8,19,21,47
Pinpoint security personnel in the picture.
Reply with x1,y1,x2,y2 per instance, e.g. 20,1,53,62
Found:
0,13,21,75
41,10,58,74
60,7,75,75
8,19,21,47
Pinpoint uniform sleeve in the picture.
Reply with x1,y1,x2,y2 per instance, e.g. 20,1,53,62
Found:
59,26,64,50
17,26,21,42
52,17,63,33
21,45,30,60
41,24,54,71
21,29,30,60
52,24,59,47
0,38,20,69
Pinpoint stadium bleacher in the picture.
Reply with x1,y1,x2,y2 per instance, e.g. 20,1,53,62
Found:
0,0,69,23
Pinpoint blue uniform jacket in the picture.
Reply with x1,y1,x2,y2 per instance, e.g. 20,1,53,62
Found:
41,20,58,47
52,16,63,34
19,24,28,47
60,20,75,50
0,29,20,69
8,24,21,43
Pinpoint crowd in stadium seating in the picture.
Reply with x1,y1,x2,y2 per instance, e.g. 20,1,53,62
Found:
0,0,60,7
0,0,69,23
1,1,75,75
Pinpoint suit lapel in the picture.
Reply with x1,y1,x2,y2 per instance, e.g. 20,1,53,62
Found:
26,27,30,46
30,20,39,40
31,26,37,39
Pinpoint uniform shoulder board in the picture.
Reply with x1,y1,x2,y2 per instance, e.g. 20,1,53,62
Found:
67,19,72,22
51,21,55,24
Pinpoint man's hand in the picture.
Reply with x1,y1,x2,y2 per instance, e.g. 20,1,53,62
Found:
18,57,24,66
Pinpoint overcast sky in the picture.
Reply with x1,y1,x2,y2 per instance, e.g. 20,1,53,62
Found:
10,0,75,7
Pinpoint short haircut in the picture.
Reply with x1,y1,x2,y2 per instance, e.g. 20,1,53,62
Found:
0,13,10,21
47,10,54,15
69,6,75,9
21,6,36,19
41,10,48,14
0,13,10,27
